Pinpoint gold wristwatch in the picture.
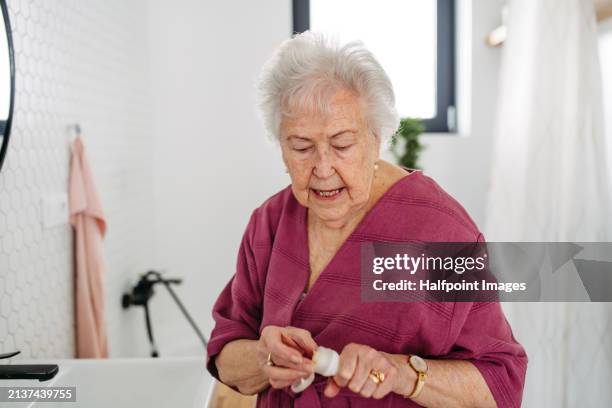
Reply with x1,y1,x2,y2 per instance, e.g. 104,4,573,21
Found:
404,354,428,399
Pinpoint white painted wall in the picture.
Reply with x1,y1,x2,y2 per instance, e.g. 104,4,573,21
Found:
599,18,612,185
406,0,504,231
145,0,291,356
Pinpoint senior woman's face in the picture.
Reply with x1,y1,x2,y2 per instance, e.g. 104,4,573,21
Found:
280,88,380,227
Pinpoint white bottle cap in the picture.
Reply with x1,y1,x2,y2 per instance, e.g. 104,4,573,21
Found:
313,346,339,377
290,346,340,393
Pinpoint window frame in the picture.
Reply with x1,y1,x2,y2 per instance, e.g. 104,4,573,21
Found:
292,0,457,133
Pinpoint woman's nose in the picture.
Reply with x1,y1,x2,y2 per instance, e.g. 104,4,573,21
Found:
313,148,335,179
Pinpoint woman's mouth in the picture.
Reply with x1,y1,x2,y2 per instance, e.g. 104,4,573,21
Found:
312,188,344,200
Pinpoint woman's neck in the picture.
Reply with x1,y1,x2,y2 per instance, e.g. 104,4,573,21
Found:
308,204,366,243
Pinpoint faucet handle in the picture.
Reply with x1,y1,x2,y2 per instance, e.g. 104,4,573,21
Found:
0,350,20,360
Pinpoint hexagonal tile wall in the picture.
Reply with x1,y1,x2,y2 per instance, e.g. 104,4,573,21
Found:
0,0,155,359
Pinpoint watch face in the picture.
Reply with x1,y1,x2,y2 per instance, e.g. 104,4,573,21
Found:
410,355,428,373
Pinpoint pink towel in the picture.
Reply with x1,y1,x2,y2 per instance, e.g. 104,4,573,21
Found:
69,136,109,358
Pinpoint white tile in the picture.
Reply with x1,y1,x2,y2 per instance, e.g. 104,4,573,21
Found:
0,0,154,358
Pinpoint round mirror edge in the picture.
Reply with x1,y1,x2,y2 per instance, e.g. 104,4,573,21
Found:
0,0,15,174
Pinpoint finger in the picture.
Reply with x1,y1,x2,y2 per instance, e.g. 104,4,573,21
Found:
283,332,316,357
261,326,305,365
334,344,360,387
278,332,316,372
255,341,269,364
280,329,316,372
269,379,290,389
299,357,315,374
365,355,393,399
280,332,301,350
263,365,311,383
323,378,342,398
267,354,315,375
347,347,378,393
265,337,306,368
360,374,378,398
270,378,298,389
284,327,318,355
372,365,396,400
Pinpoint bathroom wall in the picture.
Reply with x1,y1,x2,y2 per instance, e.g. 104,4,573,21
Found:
0,0,155,358
145,0,291,356
600,18,612,180
0,0,294,360
412,0,504,229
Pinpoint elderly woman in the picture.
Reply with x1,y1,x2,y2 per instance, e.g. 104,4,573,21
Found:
206,32,527,407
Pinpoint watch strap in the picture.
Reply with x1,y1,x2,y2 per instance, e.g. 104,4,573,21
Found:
408,371,427,398
404,355,427,399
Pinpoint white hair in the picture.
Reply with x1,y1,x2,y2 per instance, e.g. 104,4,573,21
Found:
256,31,400,143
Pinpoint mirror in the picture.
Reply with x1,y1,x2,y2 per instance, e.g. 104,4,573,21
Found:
0,0,15,173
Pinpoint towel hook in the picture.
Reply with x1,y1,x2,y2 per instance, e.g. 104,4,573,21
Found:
68,123,81,150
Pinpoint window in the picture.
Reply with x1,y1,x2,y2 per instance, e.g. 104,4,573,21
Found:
293,0,456,133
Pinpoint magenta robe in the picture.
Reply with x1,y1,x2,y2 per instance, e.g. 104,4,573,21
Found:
207,171,527,407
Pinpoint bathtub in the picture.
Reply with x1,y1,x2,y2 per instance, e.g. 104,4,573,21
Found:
1,357,214,407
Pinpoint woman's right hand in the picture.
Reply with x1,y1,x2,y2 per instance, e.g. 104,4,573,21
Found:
256,325,318,389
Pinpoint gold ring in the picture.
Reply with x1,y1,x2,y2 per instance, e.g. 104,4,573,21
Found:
369,369,385,384
265,352,275,367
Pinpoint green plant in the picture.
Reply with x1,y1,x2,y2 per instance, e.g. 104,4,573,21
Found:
390,117,425,170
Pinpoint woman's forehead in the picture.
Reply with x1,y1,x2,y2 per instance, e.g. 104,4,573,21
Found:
281,116,363,141
281,92,367,134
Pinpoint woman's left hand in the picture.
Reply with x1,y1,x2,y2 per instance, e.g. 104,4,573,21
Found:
323,343,414,400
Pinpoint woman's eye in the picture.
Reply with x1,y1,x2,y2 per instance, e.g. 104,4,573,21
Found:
293,146,312,152
334,145,353,151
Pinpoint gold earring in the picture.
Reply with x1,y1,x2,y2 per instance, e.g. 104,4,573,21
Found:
374,162,379,171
